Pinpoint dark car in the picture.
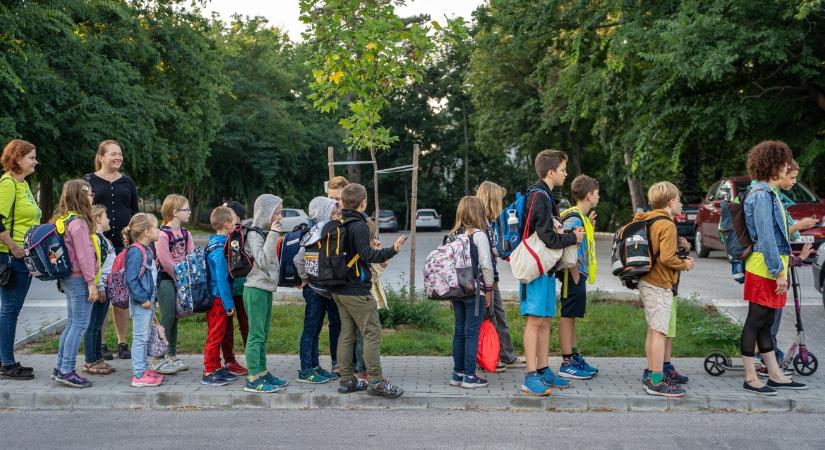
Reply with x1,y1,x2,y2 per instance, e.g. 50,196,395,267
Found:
675,191,704,241
694,176,825,258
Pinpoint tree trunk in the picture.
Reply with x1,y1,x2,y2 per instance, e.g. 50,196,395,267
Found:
462,105,470,196
327,146,335,181
624,151,646,212
370,147,380,239
409,144,420,302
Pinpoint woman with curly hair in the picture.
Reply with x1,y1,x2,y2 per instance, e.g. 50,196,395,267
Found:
740,140,806,395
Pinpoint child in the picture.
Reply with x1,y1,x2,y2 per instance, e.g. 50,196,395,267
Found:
53,180,100,388
82,205,116,376
325,176,349,373
519,150,583,396
635,182,694,397
243,194,289,393
123,213,163,388
153,194,194,375
367,220,388,310
201,206,240,386
476,181,522,371
332,183,407,398
295,196,342,384
558,175,601,379
446,196,494,389
221,200,250,377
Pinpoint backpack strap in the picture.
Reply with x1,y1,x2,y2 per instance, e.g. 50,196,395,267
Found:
645,216,673,262
521,190,549,240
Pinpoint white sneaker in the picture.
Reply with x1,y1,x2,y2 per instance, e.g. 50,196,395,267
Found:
153,357,179,375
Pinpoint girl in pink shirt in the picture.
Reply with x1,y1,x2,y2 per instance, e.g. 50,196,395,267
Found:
53,180,99,388
152,194,195,374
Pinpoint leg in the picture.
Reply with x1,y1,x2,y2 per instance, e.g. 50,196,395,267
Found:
463,297,483,377
769,305,783,355
451,299,467,374
221,310,236,365
299,287,324,372
664,338,673,366
332,294,357,380
156,279,178,357
60,278,93,375
112,306,130,347
203,298,228,374
130,302,154,378
56,282,74,372
243,287,270,377
260,293,272,375
646,329,667,375
536,318,551,370
326,297,341,366
0,256,32,366
559,317,575,355
339,295,382,382
84,299,108,364
523,316,543,372
741,302,774,386
234,295,249,347
491,288,517,363
354,331,366,374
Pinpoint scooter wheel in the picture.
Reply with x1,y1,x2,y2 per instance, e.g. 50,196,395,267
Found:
704,352,727,376
794,352,818,376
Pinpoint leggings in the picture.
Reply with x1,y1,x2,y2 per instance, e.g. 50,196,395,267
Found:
740,302,776,357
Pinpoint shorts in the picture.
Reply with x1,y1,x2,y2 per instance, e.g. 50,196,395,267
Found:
559,270,587,318
520,274,556,318
638,280,677,338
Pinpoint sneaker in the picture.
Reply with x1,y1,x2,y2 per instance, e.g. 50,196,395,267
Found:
117,343,131,359
314,366,338,380
644,377,685,398
573,354,599,374
57,371,93,388
102,344,114,361
298,368,330,384
217,368,238,382
244,376,283,393
338,376,368,394
494,362,507,373
131,372,162,387
225,361,248,376
50,368,59,380
263,372,289,387
153,357,179,375
520,373,553,396
367,379,404,399
460,374,488,389
559,360,594,380
743,381,777,396
663,364,689,384
539,368,570,388
449,371,464,386
170,358,189,372
0,362,35,380
767,379,807,390
641,368,650,384
201,371,230,386
144,369,163,381
504,356,527,368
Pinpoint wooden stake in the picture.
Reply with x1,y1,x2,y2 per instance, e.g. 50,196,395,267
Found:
327,146,335,181
409,144,420,302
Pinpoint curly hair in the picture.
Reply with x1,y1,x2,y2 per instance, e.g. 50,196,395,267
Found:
2,139,35,174
747,140,793,181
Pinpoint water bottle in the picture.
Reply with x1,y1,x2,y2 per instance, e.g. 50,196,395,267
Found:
504,209,519,252
731,259,744,284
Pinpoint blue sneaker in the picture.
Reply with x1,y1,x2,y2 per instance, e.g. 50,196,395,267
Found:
573,354,599,374
244,376,283,393
201,371,229,386
520,373,553,396
314,366,338,381
539,368,570,388
460,374,488,389
216,368,238,382
449,371,464,386
263,372,289,387
663,363,689,384
559,360,594,380
642,368,650,384
297,368,330,384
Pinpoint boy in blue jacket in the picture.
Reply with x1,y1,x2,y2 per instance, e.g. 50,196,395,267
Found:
201,206,239,386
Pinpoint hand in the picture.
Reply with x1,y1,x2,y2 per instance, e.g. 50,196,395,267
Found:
10,245,26,259
97,289,106,303
393,235,408,252
775,273,788,295
141,300,152,310
798,216,818,231
572,227,584,243
684,257,695,271
380,261,389,268
87,282,99,302
299,280,308,289
226,308,235,317
588,210,597,226
799,242,813,261
570,269,580,284
373,238,381,248
484,291,492,308
270,221,282,233
678,237,690,251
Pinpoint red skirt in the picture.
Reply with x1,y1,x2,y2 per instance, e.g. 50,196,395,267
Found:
743,271,786,309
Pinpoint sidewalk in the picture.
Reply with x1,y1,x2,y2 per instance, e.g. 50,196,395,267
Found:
1,355,823,412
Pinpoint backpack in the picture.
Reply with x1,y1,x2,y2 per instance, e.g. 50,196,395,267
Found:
173,247,210,318
610,216,670,289
719,188,758,261
23,217,77,281
108,243,150,309
313,217,361,289
276,224,309,288
224,224,264,279
494,188,546,259
152,225,190,262
302,223,330,298
424,231,480,300
195,242,224,313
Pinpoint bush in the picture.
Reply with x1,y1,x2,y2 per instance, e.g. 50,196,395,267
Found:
378,286,441,330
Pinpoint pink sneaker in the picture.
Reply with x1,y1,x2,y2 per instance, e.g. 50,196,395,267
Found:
131,372,163,387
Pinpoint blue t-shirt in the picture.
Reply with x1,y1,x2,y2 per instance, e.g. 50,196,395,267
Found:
562,214,588,275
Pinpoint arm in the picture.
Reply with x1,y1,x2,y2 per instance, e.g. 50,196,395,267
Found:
66,220,98,284
247,231,280,277
294,247,308,282
124,247,152,302
98,240,115,290
350,222,397,263
209,250,235,311
530,194,577,249
0,180,24,258
185,230,195,254
155,230,176,278
654,222,690,271
472,231,495,289
751,192,785,278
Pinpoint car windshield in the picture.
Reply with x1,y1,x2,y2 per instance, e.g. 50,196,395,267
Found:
736,180,818,203
418,211,436,217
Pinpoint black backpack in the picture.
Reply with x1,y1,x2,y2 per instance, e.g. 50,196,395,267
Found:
313,217,361,289
224,224,265,279
611,216,670,289
277,224,309,288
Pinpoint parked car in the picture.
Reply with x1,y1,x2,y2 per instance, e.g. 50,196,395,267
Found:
814,248,825,309
244,208,308,232
674,192,704,241
376,209,398,232
415,209,442,230
694,176,825,259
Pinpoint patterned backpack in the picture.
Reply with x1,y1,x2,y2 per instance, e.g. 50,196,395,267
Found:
173,247,211,318
108,243,150,309
423,231,480,300
147,321,169,358
23,217,77,281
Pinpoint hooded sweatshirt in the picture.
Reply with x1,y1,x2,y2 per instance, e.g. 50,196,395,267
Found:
243,194,283,292
633,209,690,289
295,197,338,282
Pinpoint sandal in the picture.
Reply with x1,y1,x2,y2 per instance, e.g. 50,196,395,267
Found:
83,360,114,375
100,361,116,373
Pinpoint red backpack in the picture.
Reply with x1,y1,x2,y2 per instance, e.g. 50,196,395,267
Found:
108,243,149,309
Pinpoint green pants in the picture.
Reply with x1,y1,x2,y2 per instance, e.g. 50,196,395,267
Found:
331,294,382,382
157,279,178,357
243,286,273,377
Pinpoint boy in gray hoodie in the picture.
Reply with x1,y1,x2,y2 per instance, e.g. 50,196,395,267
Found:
242,194,288,393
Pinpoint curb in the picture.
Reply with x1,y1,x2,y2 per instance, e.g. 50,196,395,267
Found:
0,390,819,413
13,317,67,350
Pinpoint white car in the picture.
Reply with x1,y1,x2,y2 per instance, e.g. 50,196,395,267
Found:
241,208,308,232
415,209,442,230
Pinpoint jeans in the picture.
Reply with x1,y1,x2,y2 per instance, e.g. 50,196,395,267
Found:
84,297,110,363
129,299,154,378
327,296,341,365
299,286,343,370
55,276,94,374
0,254,32,366
451,296,483,376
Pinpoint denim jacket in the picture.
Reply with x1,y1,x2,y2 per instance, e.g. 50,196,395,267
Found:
124,243,156,304
744,181,790,278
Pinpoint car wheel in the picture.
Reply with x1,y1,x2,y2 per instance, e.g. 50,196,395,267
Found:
695,229,710,258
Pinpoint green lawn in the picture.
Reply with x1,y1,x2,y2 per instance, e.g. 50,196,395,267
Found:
24,292,740,357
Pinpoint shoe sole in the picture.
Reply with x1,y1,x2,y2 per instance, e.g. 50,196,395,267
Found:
460,382,489,389
743,386,778,396
244,386,283,393
520,385,552,396
768,384,807,390
367,390,403,398
297,378,330,384
644,387,685,398
337,387,367,394
448,380,462,386
0,374,35,380
58,379,93,388
494,367,507,373
200,380,229,386
557,371,593,380
131,382,162,387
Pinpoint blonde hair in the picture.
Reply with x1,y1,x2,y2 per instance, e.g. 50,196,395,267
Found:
647,181,681,210
160,194,189,224
210,206,235,231
51,179,94,235
91,204,107,220
451,196,489,234
328,176,349,191
95,140,121,171
367,219,378,242
476,181,506,221
122,213,158,245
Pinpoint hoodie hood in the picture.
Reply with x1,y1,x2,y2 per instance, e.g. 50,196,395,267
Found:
252,194,284,229
633,209,672,222
308,197,338,222
208,234,227,247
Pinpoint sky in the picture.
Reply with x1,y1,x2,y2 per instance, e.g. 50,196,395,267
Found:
202,0,485,41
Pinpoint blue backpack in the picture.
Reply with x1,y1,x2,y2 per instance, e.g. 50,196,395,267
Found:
23,218,77,281
493,188,547,259
277,224,309,288
173,247,211,318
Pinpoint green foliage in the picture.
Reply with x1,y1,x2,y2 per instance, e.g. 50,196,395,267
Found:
378,287,442,330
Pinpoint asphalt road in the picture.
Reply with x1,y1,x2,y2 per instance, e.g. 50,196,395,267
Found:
1,410,823,449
